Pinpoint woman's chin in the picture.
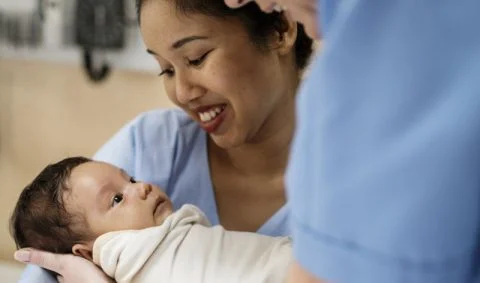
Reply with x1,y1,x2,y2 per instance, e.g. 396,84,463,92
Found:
209,132,244,150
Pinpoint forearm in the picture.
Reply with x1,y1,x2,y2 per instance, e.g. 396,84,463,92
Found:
286,261,326,283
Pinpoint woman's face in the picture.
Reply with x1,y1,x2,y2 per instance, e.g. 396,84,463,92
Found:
140,0,297,148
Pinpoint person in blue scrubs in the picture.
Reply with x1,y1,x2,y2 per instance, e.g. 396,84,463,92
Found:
227,0,480,282
14,1,314,282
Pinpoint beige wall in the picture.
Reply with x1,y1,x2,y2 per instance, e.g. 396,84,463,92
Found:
0,59,174,262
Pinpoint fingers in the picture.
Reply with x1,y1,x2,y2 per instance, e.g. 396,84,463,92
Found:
292,7,321,39
225,0,279,12
224,0,254,9
281,1,321,39
13,248,32,263
303,16,321,39
254,1,280,12
298,0,320,39
223,0,321,39
15,248,64,274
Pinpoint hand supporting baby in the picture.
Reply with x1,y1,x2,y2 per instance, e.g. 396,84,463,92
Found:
15,249,113,283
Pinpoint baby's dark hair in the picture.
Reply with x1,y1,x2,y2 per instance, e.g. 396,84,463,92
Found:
10,156,93,254
136,0,314,70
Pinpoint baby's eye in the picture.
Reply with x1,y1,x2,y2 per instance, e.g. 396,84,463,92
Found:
129,177,137,183
111,193,123,207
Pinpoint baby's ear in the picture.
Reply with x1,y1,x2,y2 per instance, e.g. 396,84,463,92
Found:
72,243,93,261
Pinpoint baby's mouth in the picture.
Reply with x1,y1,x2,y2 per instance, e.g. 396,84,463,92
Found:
153,197,165,216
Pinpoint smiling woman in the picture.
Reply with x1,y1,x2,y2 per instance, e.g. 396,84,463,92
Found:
138,0,312,149
17,1,314,282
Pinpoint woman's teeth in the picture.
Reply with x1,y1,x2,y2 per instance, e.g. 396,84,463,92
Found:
199,106,223,122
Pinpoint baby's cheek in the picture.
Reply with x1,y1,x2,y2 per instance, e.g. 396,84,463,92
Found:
125,216,153,230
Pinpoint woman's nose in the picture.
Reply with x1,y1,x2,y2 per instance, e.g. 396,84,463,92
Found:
175,72,204,105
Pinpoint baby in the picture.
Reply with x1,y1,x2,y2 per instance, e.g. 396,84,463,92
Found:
10,157,291,283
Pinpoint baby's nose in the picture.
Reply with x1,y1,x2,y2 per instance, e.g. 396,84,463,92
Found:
144,183,152,195
136,183,152,199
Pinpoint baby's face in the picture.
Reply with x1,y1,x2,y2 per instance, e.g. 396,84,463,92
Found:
65,161,173,238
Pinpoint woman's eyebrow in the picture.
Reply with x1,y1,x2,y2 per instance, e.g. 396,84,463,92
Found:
171,36,208,49
146,36,209,55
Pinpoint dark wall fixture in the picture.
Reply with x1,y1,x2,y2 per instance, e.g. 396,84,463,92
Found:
75,0,125,83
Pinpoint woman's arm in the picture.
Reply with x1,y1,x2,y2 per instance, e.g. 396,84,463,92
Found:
287,262,324,283
286,0,480,282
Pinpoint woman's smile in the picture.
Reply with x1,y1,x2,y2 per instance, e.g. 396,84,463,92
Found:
195,104,227,133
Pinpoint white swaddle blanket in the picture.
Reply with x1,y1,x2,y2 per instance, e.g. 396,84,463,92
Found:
92,204,292,283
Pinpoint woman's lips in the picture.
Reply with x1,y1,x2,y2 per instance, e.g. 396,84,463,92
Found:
197,105,225,121
197,105,227,134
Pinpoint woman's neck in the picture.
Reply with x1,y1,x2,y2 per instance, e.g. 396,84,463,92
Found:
211,63,300,177
211,93,296,177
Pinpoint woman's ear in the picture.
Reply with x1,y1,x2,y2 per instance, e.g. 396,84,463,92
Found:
72,243,93,261
275,13,298,56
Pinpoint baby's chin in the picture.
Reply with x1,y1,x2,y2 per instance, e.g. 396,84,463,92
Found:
154,203,174,226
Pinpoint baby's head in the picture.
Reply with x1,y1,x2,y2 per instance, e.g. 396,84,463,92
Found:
10,157,173,260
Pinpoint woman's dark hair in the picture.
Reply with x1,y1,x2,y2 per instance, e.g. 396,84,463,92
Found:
136,0,313,70
10,156,93,254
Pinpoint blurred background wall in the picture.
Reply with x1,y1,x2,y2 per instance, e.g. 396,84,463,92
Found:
0,0,175,280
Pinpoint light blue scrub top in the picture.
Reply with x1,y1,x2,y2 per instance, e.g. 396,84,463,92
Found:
287,0,480,282
20,109,290,282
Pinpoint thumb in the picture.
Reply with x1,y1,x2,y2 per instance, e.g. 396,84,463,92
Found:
15,248,64,274
14,248,33,263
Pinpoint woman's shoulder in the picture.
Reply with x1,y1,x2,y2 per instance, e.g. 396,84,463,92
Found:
134,108,196,133
93,108,203,179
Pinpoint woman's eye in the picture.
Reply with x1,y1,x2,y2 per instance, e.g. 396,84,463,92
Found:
129,177,137,183
188,50,213,67
111,193,123,207
158,68,175,78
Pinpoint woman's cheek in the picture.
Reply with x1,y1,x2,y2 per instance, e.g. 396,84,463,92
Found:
164,80,179,105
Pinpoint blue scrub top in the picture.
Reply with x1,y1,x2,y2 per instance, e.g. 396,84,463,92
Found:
20,109,290,282
287,0,480,282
